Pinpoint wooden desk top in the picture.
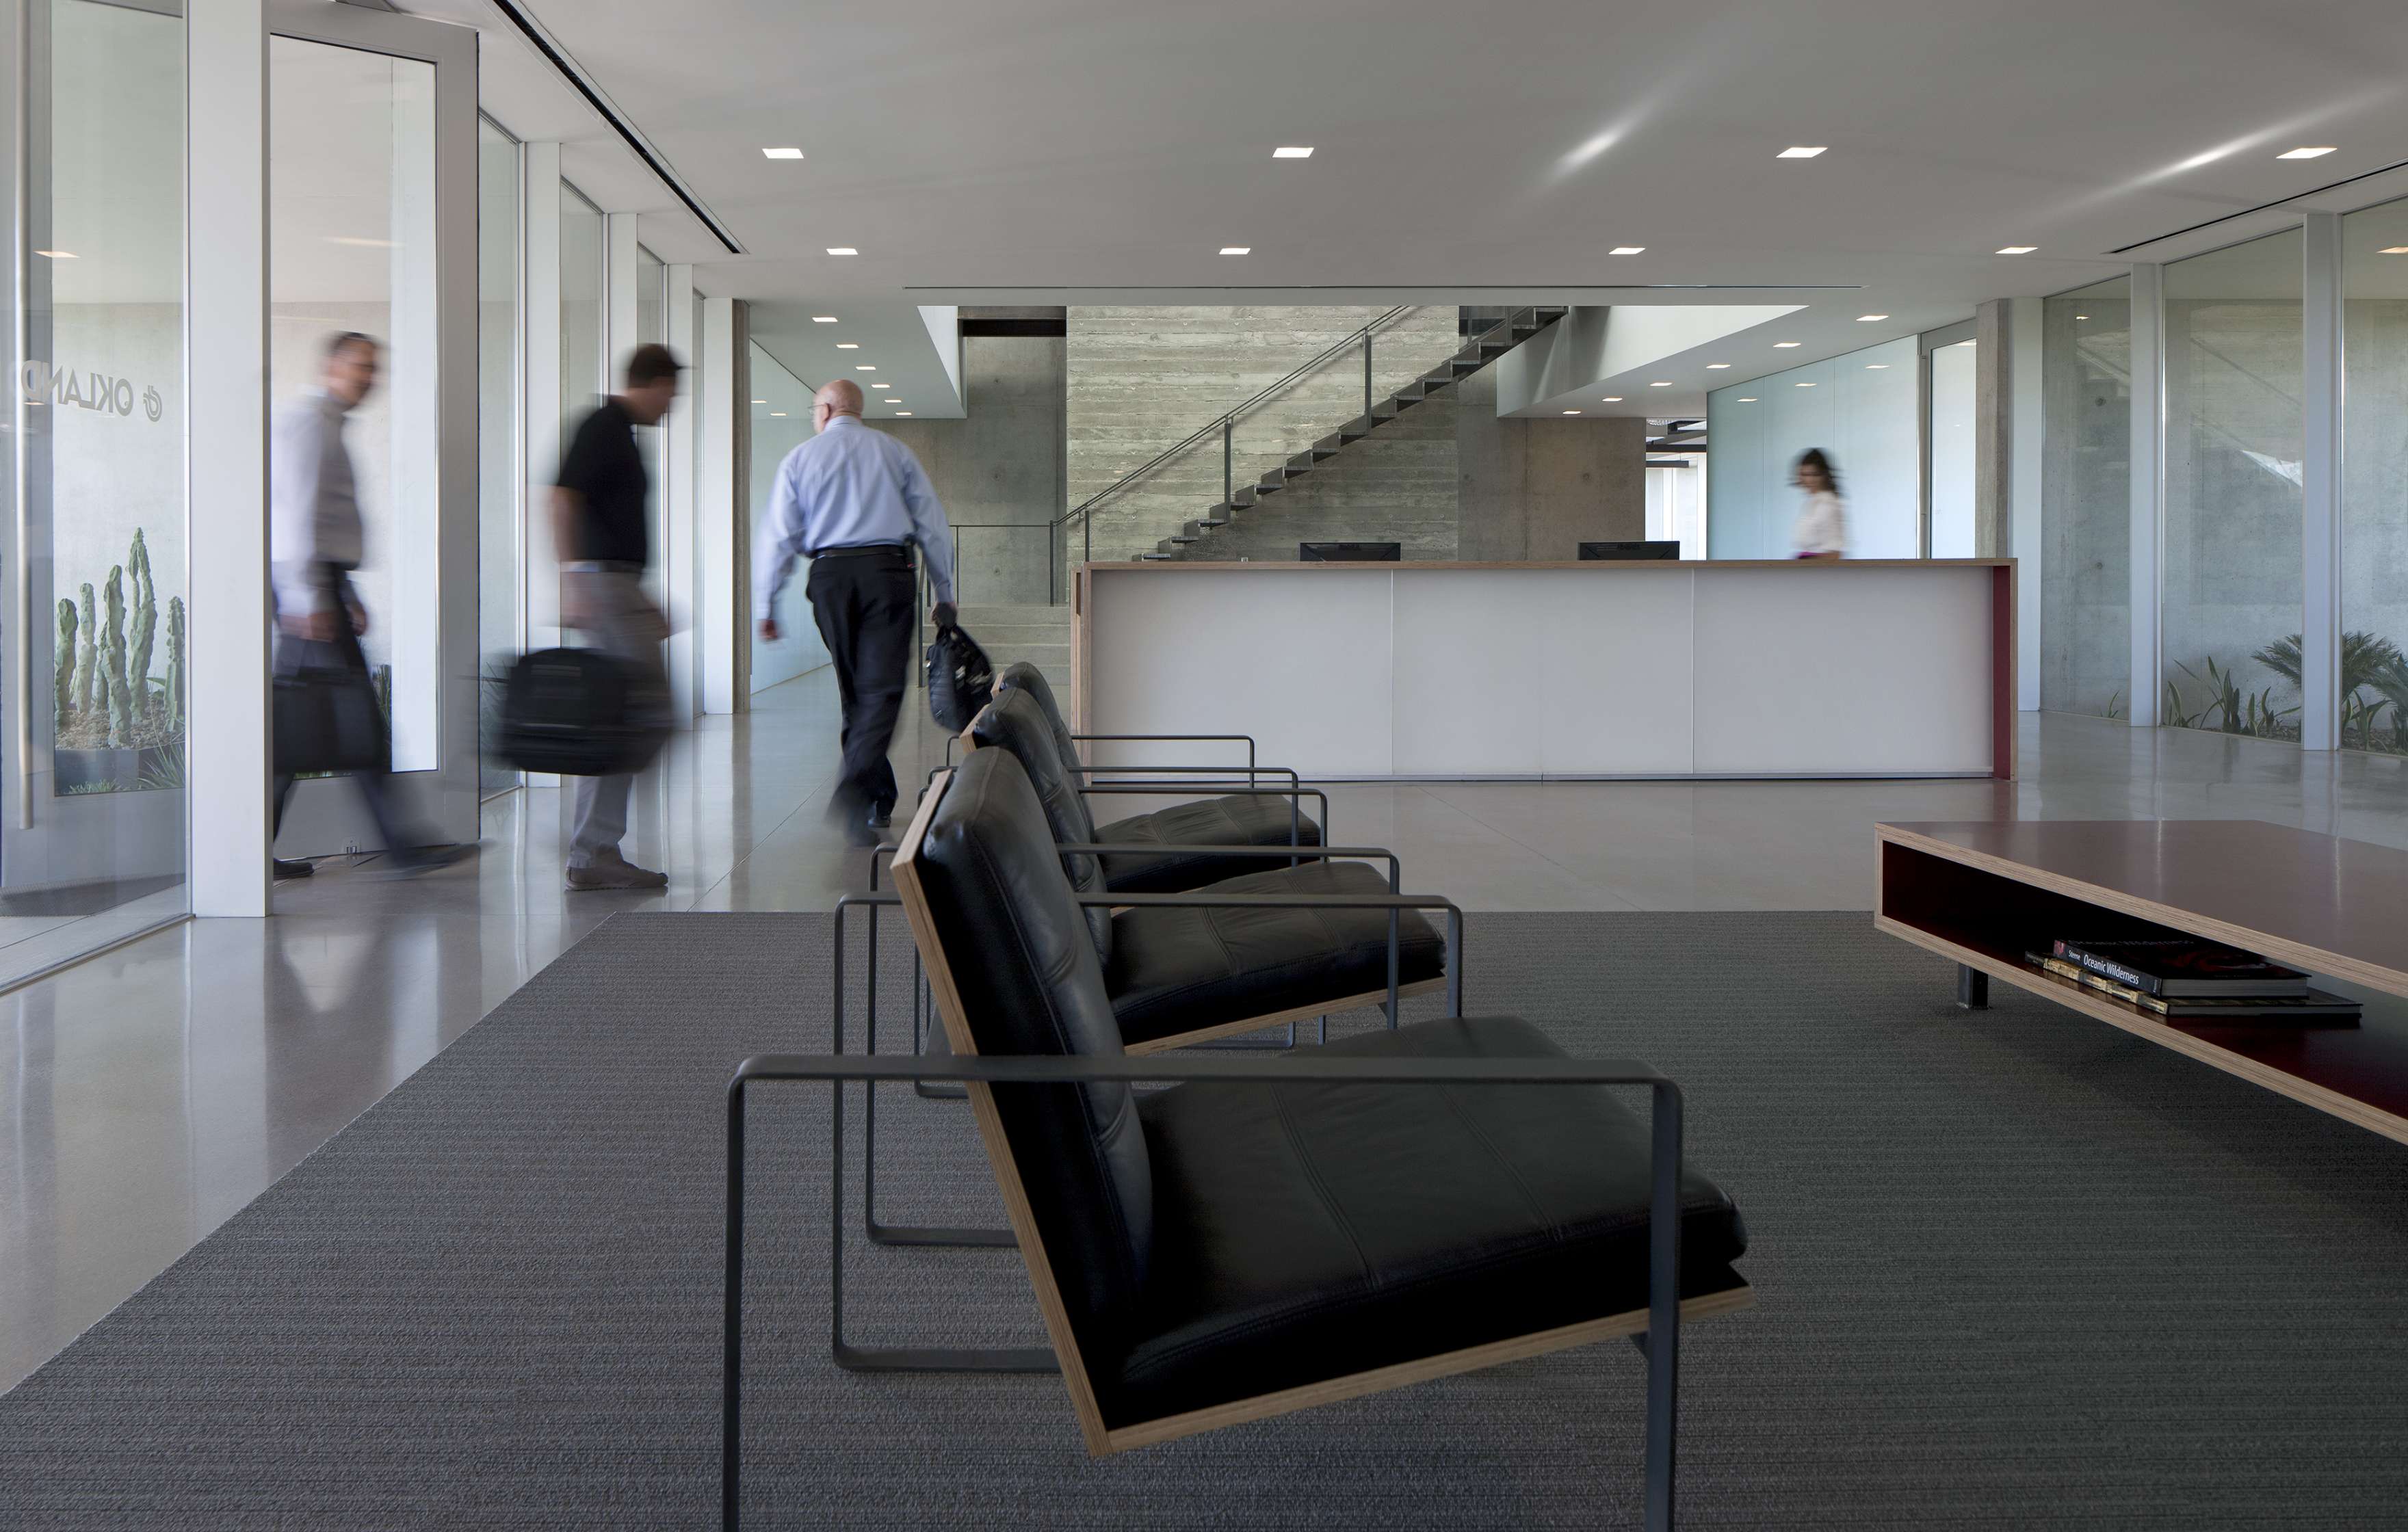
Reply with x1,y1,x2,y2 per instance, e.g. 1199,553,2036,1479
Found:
1086,559,2015,573
1879,820,2408,996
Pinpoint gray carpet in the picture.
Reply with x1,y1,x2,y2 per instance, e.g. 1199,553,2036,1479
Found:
5,911,2407,1529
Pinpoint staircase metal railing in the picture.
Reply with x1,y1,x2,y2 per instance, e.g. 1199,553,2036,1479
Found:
1047,306,1424,595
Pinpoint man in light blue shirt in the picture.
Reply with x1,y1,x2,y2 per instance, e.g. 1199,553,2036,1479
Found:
754,378,956,841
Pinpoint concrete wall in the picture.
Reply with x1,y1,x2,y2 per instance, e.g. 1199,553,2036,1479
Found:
2038,291,2133,718
1454,369,1647,560
872,334,1064,605
1066,306,1465,564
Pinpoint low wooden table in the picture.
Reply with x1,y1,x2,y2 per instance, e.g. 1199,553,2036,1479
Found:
1875,820,2408,1147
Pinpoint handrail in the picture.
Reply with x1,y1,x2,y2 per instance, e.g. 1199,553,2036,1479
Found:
1053,304,1419,536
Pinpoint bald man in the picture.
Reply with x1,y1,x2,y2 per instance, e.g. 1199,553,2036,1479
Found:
754,378,956,843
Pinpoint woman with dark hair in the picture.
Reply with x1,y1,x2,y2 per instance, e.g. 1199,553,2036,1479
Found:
1790,448,1847,559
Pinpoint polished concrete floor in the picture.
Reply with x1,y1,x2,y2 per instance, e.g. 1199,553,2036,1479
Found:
6,670,2408,1392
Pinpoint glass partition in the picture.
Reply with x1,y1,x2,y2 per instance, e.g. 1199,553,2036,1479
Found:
3,0,192,975
636,245,666,609
2161,229,2302,741
552,183,604,592
1706,335,1921,559
2340,197,2408,755
2039,276,2134,719
477,118,521,795
748,343,833,694
1926,338,1977,558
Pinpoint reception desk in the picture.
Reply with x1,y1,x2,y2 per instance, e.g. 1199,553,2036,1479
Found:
1071,559,2014,780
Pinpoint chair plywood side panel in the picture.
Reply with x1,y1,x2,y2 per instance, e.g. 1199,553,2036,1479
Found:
890,771,1117,1455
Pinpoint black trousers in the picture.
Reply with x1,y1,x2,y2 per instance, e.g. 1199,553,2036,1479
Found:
805,549,916,817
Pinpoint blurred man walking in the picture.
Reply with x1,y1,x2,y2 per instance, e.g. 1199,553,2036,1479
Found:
753,378,955,843
553,343,681,890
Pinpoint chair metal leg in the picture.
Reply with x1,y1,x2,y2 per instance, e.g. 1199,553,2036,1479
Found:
1956,964,1989,1010
1643,1080,1683,1532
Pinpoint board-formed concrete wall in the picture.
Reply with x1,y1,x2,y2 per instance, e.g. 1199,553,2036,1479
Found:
874,333,1065,606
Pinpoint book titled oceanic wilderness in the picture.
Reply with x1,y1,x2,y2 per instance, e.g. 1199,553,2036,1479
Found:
2050,939,2310,998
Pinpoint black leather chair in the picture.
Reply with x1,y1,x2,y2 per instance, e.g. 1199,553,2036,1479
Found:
991,663,1327,893
729,748,1753,1527
967,685,1447,1050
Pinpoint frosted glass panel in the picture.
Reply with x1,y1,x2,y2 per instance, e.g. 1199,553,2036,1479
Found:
1928,339,1976,559
2162,228,2301,743
748,344,831,693
2039,277,2132,719
1707,335,1920,559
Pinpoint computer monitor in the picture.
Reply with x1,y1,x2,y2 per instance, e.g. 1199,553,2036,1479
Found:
1578,540,1681,562
1298,542,1402,562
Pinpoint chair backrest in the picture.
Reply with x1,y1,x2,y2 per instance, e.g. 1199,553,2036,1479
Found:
900,748,1153,1347
993,662,1084,777
969,687,1112,963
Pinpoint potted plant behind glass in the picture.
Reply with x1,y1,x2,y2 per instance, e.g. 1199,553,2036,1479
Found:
53,529,186,795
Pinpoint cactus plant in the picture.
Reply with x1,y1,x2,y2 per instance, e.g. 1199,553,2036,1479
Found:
127,528,156,716
101,565,131,748
73,582,96,717
166,596,185,736
55,598,77,724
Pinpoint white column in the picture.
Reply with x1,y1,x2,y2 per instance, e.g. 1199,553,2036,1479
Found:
521,143,562,655
187,0,270,916
664,263,698,724
2127,263,2165,728
2300,212,2342,752
698,293,738,714
2009,297,2045,711
605,212,638,384
385,62,439,772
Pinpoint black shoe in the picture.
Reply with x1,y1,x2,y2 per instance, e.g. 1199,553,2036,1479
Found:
380,843,477,877
867,804,893,831
272,858,314,880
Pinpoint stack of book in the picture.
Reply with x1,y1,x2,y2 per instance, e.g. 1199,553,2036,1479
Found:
2027,938,2361,1025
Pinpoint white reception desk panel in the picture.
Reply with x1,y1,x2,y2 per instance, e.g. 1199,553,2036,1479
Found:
1075,561,2014,781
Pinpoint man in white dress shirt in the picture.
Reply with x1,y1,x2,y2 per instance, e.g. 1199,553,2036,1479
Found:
753,378,956,843
267,332,468,879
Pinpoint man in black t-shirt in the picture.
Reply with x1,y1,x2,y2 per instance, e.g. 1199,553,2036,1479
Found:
553,343,681,890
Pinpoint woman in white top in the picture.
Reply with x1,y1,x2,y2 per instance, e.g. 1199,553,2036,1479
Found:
1790,448,1847,559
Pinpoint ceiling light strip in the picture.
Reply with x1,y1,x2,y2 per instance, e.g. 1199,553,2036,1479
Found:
486,0,744,254
2108,152,2408,255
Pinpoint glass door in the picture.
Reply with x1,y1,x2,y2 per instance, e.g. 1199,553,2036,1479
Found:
265,0,480,855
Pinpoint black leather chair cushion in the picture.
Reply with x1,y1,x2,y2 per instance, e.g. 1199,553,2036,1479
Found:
1109,1014,1748,1425
991,661,1326,895
1105,860,1445,1047
993,663,1085,785
969,687,1112,963
911,749,1152,1343
1095,796,1326,894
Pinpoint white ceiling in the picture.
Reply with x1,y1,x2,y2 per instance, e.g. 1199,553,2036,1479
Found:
405,0,2408,403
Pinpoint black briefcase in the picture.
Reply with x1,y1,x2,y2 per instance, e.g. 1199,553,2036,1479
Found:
273,663,388,776
925,623,994,732
497,646,664,777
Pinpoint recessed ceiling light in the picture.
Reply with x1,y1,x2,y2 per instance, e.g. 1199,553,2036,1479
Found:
2277,146,2337,159
763,147,804,160
855,365,875,371
2075,314,2089,319
327,236,396,248
1649,381,1673,387
896,412,913,417
1220,246,1251,255
1272,146,1313,159
837,342,859,349
812,315,837,323
750,398,767,404
769,411,787,417
1609,246,1645,255
2381,247,2408,255
33,248,75,259
1866,364,1889,369
1705,363,1730,369
826,246,857,256
1736,397,1757,402
1796,381,1815,387
869,382,889,388
1995,246,2037,254
1562,409,1582,415
1857,313,1889,321
1777,146,1827,159
1773,341,1801,348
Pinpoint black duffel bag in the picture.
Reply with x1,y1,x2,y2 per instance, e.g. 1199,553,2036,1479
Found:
926,622,994,732
497,647,664,777
273,660,388,776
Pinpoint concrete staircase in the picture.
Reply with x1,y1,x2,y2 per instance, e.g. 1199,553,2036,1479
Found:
926,603,1072,694
1145,304,1568,559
